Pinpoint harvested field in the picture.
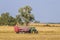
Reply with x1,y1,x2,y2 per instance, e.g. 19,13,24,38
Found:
0,25,60,40
0,33,60,40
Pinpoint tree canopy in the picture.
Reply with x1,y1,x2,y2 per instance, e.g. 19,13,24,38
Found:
0,12,17,26
0,6,37,26
18,6,35,26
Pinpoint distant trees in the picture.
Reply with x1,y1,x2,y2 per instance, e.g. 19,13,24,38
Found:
0,6,37,26
0,12,9,25
0,12,16,26
8,16,16,26
34,21,40,23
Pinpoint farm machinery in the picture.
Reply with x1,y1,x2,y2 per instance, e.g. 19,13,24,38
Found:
14,25,38,33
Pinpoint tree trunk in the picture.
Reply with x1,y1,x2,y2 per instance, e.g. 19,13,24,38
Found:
26,22,29,26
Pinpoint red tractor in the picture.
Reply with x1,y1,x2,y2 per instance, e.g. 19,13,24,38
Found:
14,25,38,33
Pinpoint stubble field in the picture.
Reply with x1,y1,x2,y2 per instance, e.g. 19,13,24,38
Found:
0,24,60,40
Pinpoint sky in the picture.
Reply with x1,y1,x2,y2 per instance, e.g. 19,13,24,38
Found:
0,0,60,23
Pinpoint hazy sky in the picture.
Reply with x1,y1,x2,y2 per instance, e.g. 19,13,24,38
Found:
0,0,60,23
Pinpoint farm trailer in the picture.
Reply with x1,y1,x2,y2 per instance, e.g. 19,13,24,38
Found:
14,25,38,33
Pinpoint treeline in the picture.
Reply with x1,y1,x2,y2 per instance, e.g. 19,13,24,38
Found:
0,6,40,26
0,6,35,26
0,12,18,26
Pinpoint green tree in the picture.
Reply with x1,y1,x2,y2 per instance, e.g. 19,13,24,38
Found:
18,6,35,26
1,12,10,25
16,15,23,25
8,16,16,26
0,12,16,26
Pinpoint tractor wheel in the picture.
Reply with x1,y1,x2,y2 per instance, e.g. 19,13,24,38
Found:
29,27,38,34
29,29,31,33
34,31,38,34
32,30,38,34
32,31,35,34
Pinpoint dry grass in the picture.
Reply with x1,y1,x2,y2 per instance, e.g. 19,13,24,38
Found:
0,26,14,33
0,24,60,40
1,33,60,40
